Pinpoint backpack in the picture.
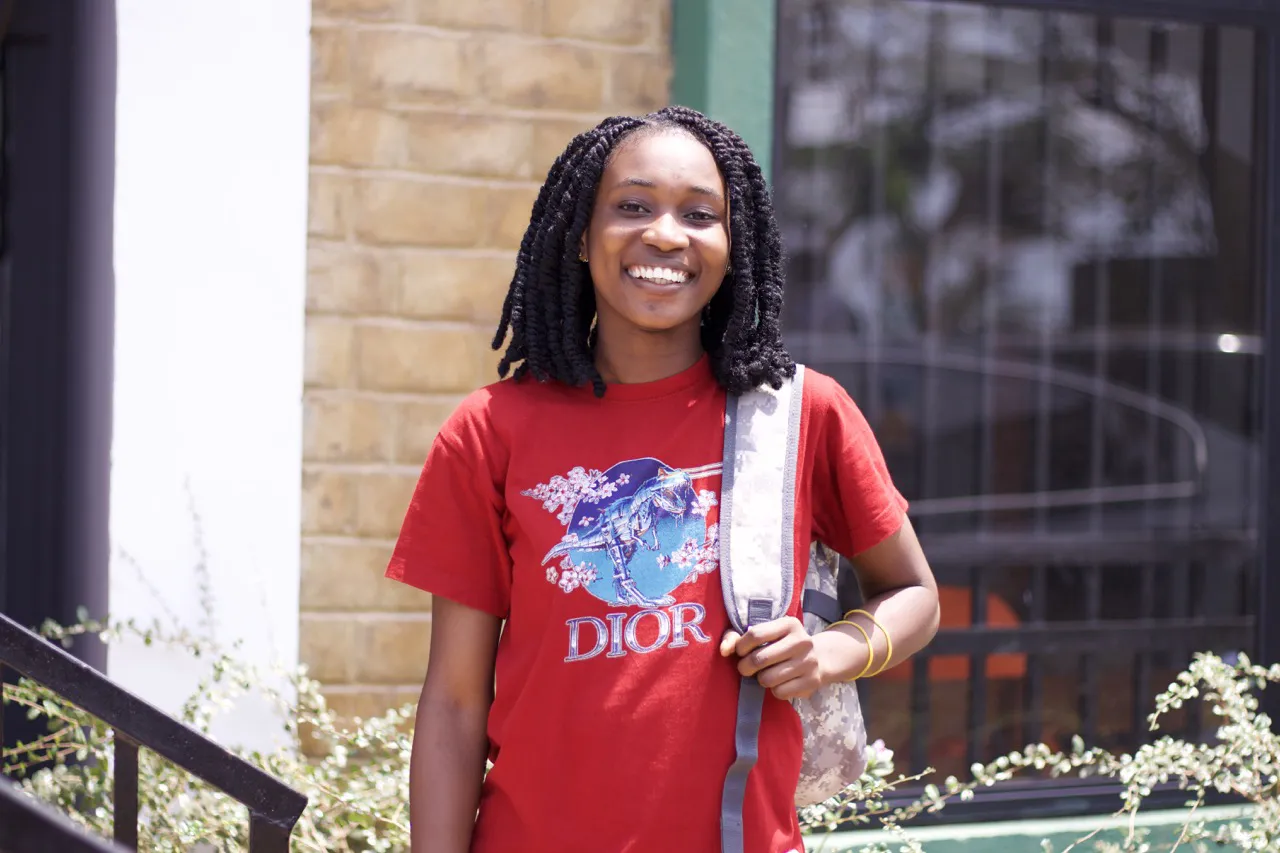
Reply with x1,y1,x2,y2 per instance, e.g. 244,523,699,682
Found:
718,364,868,852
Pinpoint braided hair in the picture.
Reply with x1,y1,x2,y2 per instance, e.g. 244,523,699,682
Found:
491,105,794,397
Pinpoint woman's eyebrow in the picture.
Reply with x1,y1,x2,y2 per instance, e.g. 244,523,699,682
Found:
612,176,725,202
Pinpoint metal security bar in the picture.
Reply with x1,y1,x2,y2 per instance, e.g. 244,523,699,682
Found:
776,0,1267,821
0,615,307,850
0,781,129,853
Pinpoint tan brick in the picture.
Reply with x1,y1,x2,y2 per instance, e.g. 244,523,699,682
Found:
414,0,541,32
324,686,419,722
482,40,605,111
299,615,357,683
308,171,351,239
308,242,396,315
487,185,540,250
353,30,474,105
405,115,536,180
311,102,409,168
314,0,408,22
353,615,433,684
543,0,649,44
300,539,429,611
394,398,466,464
301,468,358,535
355,323,492,393
311,27,351,96
354,472,419,538
305,316,357,388
606,51,670,113
651,0,671,49
303,395,393,462
395,251,513,323
352,177,489,248
531,118,599,178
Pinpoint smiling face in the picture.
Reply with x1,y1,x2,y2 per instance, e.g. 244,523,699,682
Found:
583,129,730,341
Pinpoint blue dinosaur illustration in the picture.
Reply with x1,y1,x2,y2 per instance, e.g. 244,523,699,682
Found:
543,467,693,607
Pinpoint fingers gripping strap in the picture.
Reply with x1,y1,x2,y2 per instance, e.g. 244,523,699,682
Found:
721,599,773,853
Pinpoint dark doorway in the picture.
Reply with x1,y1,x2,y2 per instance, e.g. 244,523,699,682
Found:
1,0,116,753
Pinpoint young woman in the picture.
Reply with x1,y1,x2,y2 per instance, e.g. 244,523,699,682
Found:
385,106,940,853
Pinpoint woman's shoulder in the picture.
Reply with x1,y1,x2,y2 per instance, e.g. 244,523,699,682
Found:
439,373,574,444
799,365,861,416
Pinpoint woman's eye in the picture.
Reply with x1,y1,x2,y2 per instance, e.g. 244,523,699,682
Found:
687,210,720,223
619,202,648,214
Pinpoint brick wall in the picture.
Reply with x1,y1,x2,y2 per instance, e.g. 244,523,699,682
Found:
301,0,672,724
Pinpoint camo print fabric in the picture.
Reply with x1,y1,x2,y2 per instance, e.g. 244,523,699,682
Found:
792,542,868,807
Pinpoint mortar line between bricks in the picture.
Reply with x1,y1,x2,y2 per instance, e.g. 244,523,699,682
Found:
302,534,399,547
302,388,467,405
310,314,498,331
306,240,518,260
303,462,424,475
316,239,522,252
310,315,485,332
302,611,432,622
360,102,668,123
309,164,543,190
335,20,664,54
319,683,424,694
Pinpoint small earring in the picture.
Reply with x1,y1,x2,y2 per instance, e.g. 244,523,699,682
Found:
579,250,588,263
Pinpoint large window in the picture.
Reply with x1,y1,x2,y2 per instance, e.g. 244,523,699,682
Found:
776,0,1266,817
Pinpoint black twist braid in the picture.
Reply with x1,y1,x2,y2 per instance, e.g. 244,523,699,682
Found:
493,106,794,397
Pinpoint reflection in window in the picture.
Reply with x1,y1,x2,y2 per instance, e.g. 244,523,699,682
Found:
776,0,1262,796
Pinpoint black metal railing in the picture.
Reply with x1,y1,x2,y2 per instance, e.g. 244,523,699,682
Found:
0,779,130,853
0,614,308,850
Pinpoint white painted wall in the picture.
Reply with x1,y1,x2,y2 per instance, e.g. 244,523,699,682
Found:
108,0,311,751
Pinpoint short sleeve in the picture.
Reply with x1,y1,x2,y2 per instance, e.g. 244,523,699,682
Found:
385,409,512,619
809,377,909,558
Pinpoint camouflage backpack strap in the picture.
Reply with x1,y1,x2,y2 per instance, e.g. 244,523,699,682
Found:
719,365,806,853
793,543,868,806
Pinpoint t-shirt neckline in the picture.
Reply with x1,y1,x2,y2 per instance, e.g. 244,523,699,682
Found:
589,354,716,402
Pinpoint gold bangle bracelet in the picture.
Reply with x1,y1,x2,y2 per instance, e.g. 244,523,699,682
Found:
846,608,895,677
825,619,875,681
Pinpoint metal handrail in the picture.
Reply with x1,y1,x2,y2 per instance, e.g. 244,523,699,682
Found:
0,779,130,852
0,614,307,851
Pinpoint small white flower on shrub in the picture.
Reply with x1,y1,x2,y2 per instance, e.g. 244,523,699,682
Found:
6,617,1280,852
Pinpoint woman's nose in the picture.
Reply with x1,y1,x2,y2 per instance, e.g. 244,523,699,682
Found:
643,212,690,251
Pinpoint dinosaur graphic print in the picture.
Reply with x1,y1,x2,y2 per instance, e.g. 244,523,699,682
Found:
523,457,721,609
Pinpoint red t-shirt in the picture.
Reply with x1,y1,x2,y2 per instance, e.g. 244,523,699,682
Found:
386,356,907,853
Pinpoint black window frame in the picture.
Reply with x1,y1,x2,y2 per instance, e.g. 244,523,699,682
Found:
773,0,1280,825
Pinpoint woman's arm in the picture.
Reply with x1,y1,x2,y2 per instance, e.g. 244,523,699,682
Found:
726,518,938,696
814,517,939,681
410,596,502,853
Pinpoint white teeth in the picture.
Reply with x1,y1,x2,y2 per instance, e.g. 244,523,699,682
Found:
627,265,691,284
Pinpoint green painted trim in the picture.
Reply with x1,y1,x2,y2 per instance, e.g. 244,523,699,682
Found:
670,0,777,181
810,804,1253,853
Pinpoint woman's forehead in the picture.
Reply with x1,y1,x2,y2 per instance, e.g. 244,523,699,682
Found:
603,129,725,195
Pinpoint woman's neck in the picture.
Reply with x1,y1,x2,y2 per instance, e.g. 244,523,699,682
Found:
593,322,704,386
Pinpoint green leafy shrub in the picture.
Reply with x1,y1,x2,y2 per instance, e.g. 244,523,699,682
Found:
3,617,1277,851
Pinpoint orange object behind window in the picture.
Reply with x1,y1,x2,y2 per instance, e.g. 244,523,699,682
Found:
877,586,1026,682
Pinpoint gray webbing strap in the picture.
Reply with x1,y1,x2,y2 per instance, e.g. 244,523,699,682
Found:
721,598,773,853
801,588,842,625
720,367,807,852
